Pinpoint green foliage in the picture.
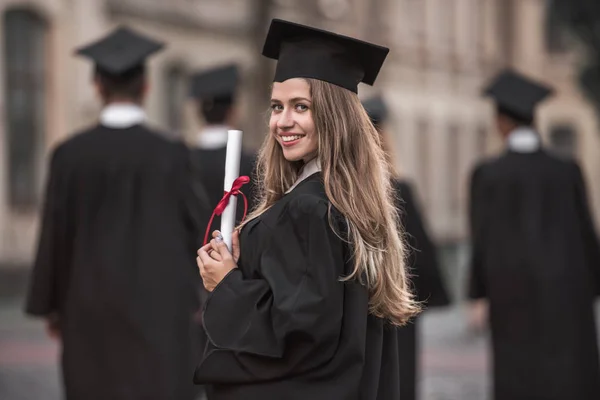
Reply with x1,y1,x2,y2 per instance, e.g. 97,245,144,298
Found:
548,0,600,116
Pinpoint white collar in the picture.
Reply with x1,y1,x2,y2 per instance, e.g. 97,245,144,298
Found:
507,127,541,153
100,103,146,128
286,158,321,194
196,125,230,150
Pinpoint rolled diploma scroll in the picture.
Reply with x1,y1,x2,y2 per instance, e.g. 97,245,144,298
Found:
220,130,243,251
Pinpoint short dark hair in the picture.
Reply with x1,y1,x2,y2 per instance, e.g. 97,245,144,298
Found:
199,95,234,124
95,65,146,102
497,105,533,126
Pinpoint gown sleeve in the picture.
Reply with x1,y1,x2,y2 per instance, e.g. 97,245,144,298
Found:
571,162,600,296
467,165,488,300
25,146,69,316
396,181,450,307
178,144,210,252
194,196,346,384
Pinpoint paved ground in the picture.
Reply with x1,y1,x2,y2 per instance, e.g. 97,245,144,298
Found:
0,296,62,400
420,307,489,400
0,296,489,399
0,265,597,400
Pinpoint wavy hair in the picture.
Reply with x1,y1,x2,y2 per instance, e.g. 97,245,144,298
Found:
243,79,420,325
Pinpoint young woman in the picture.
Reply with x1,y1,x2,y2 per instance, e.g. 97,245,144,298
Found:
195,19,420,399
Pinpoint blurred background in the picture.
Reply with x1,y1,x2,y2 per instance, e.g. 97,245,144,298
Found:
0,0,599,399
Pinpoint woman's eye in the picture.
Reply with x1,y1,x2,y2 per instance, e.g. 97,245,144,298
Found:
271,104,283,112
295,104,309,112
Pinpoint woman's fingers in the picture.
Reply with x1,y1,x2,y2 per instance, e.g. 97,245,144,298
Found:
196,256,206,282
197,235,236,292
232,229,241,262
210,237,234,261
209,250,223,262
198,247,214,265
198,243,212,255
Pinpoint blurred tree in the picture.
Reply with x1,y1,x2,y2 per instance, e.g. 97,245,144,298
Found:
547,0,600,118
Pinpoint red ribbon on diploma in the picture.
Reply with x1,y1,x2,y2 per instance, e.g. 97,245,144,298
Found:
203,175,250,246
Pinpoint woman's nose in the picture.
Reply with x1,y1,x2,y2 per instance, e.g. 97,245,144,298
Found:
276,109,294,129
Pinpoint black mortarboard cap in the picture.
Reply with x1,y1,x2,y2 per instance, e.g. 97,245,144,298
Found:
483,69,553,122
75,26,164,76
190,64,239,99
262,19,389,93
362,96,388,125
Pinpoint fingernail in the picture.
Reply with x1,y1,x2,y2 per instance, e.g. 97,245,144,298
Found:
216,234,223,242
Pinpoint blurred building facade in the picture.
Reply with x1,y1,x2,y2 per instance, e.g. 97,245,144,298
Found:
0,0,599,267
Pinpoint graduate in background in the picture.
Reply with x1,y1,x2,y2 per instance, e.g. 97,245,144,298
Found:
467,70,600,400
25,27,207,400
364,95,450,400
189,64,256,226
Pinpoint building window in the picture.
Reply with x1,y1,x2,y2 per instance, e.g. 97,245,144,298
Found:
318,0,350,20
549,124,577,158
406,0,426,49
544,0,569,53
431,0,455,51
4,9,47,210
497,0,515,61
468,0,480,55
163,64,187,137
416,118,430,209
448,123,460,211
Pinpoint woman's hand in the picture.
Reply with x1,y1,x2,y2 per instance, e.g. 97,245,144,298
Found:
467,299,488,334
45,314,61,341
197,230,240,292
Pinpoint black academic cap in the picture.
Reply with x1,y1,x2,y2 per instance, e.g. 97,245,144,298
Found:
75,26,164,76
483,69,553,122
362,96,388,125
190,64,239,99
262,19,389,93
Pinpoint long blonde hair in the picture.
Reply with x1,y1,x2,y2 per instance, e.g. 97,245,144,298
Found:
243,79,420,325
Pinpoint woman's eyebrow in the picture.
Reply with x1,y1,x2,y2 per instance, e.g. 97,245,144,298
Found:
289,97,311,103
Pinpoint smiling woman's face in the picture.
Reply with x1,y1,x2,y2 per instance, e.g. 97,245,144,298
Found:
269,78,317,162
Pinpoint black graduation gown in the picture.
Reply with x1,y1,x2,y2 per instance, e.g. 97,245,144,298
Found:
191,146,255,232
467,149,600,400
25,124,207,400
393,179,450,400
194,173,401,400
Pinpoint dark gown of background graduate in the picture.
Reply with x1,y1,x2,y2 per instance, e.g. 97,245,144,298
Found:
468,150,600,400
25,27,208,400
194,173,401,400
394,180,450,400
25,124,207,400
189,64,256,230
468,69,600,400
363,95,450,400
